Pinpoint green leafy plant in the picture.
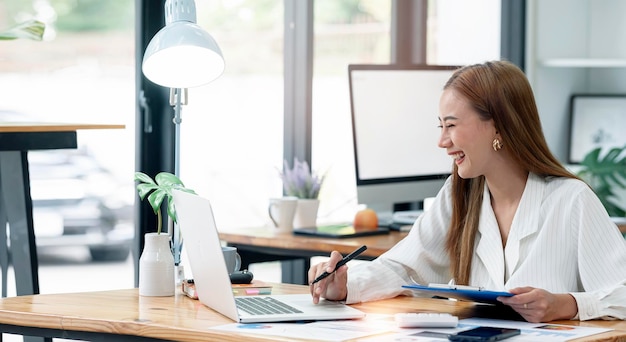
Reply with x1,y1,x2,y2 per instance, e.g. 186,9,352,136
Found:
577,145,626,217
0,20,45,41
280,158,325,199
134,172,196,234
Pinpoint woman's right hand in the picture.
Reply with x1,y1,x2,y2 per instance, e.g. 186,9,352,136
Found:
308,251,348,304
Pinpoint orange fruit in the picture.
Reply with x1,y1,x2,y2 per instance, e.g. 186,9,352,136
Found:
353,208,378,230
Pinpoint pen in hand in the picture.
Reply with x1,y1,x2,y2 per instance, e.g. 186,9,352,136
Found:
311,245,367,284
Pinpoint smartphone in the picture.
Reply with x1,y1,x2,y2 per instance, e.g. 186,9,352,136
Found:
448,327,521,341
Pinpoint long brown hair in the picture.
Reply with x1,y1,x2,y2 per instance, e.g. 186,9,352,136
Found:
443,61,580,284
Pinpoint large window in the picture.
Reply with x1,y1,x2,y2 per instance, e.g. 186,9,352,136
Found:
427,0,501,65
312,0,391,223
312,0,501,222
2,0,505,271
179,1,284,229
0,0,135,291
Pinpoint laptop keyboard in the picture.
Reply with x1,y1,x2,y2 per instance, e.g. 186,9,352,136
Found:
235,297,303,315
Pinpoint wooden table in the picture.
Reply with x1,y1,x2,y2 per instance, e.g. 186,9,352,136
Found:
219,226,408,284
0,123,124,298
220,223,626,285
0,284,624,341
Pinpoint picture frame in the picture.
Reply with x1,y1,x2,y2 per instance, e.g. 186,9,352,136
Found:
568,94,626,164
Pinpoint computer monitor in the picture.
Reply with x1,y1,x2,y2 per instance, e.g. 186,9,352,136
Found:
348,64,458,218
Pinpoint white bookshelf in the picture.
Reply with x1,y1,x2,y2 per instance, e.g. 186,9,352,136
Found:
525,0,626,161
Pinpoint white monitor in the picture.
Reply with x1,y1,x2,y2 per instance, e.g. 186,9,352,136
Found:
348,64,457,217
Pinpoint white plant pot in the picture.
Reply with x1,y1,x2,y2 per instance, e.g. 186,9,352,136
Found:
139,232,175,296
293,198,320,228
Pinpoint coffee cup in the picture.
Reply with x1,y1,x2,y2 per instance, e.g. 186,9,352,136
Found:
222,246,241,274
268,196,298,232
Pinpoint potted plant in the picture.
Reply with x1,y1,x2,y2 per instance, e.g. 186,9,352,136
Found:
279,158,325,228
135,171,196,234
577,145,626,218
134,171,195,296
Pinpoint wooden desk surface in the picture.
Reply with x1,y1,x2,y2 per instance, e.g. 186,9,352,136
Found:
0,122,125,132
0,285,624,341
220,223,626,257
219,226,409,258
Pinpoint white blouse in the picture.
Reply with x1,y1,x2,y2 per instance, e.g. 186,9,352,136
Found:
345,173,626,320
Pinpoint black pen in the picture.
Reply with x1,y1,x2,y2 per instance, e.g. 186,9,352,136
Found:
311,245,367,284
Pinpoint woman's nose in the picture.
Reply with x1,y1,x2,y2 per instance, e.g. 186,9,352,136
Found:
438,132,450,149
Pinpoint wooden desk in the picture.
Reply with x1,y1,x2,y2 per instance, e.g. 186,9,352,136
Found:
219,226,408,284
220,223,626,285
0,285,624,341
0,123,124,297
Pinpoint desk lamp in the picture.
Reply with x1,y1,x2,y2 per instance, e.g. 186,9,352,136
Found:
142,0,225,267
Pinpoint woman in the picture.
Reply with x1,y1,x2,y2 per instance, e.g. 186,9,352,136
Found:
309,60,626,323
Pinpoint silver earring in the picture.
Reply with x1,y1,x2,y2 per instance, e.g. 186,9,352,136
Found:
492,138,503,151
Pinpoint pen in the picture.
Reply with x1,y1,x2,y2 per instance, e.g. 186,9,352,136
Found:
311,245,367,284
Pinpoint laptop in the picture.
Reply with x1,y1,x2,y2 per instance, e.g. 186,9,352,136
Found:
171,189,366,323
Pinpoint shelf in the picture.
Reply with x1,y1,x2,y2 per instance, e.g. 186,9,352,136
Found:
541,58,626,68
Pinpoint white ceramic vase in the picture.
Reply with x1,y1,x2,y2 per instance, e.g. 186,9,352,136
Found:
293,198,320,228
139,232,175,296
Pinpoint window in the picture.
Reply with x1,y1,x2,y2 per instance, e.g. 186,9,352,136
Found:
312,0,392,222
311,0,501,222
180,1,284,228
427,0,501,65
0,0,135,284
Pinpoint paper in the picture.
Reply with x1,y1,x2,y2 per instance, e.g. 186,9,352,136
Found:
211,316,612,342
210,314,393,341
232,280,273,296
357,317,612,341
459,318,611,341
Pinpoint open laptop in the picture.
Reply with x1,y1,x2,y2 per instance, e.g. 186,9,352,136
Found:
171,190,366,323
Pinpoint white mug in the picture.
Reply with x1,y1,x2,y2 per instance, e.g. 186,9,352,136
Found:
268,196,298,232
222,246,241,274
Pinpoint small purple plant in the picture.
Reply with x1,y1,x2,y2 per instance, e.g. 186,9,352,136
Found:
280,158,324,199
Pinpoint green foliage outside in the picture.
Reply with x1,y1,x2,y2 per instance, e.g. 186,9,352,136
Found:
50,0,134,31
2,0,133,32
3,0,387,33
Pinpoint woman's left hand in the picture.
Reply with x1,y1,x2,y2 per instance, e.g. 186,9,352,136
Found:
497,287,578,323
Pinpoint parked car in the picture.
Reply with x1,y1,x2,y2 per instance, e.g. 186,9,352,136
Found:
28,149,134,261
0,110,133,262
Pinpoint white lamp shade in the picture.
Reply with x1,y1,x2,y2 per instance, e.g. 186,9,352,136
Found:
142,16,225,88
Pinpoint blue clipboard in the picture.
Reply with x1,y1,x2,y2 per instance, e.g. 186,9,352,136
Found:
402,284,513,305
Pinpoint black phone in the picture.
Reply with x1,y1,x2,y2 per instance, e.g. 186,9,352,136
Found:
448,327,521,341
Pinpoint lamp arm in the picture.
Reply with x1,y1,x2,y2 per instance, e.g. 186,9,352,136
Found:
168,87,187,266
169,88,187,177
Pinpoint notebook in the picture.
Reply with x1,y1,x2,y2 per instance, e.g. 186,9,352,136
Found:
293,224,389,238
171,190,366,323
